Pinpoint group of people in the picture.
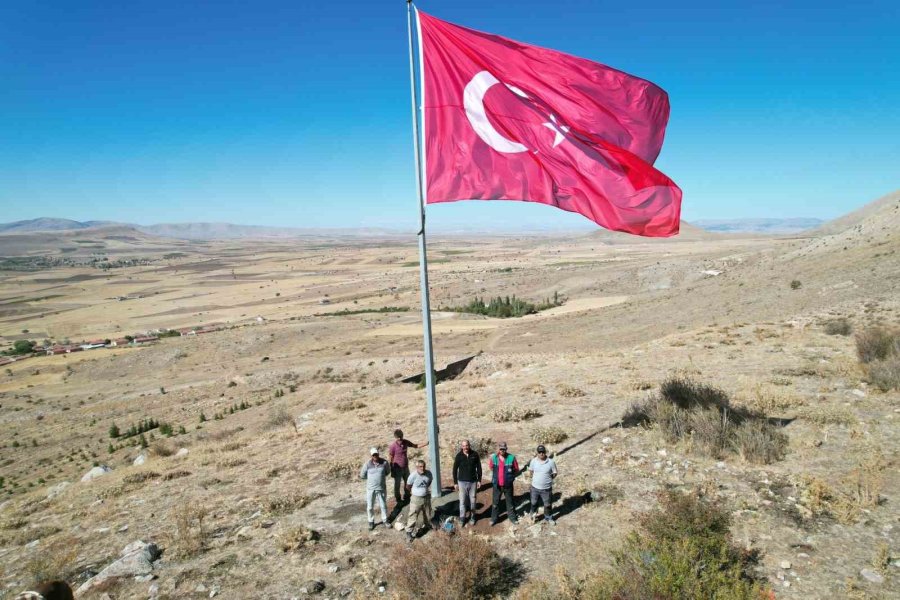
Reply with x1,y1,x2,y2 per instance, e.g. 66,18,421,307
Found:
360,429,558,541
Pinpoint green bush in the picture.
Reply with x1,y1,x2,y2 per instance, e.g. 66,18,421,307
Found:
519,491,767,600
824,318,852,336
440,293,563,319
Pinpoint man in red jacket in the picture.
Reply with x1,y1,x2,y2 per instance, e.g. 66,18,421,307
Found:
488,441,519,526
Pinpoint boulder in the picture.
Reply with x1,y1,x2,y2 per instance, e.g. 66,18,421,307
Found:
76,540,161,595
81,465,112,483
175,448,189,458
46,481,71,499
133,452,148,466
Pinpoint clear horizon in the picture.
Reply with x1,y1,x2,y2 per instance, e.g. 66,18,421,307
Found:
2,1,897,230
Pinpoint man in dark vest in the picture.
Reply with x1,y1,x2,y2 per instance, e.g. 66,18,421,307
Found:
488,441,519,525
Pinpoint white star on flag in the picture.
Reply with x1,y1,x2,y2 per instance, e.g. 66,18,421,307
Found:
542,114,570,148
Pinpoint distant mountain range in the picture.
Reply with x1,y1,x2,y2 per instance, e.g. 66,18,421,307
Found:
691,218,824,234
0,215,851,239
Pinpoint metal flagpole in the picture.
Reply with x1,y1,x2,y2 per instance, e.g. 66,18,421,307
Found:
406,0,441,497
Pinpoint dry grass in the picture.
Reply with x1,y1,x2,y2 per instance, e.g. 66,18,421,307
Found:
23,534,79,585
265,492,312,515
867,356,900,391
336,399,366,412
388,534,512,600
322,458,358,480
824,318,853,336
276,525,319,552
490,404,542,423
265,406,295,430
557,385,586,398
625,377,788,464
169,504,208,558
796,454,887,524
531,426,569,445
855,327,900,363
799,405,855,426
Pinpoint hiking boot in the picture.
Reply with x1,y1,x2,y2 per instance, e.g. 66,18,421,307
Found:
466,519,475,528
545,516,556,526
406,531,415,543
368,521,375,531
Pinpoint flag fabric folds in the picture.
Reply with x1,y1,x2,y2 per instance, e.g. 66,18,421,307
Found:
417,10,682,237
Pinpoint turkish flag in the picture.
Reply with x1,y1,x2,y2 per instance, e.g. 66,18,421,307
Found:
417,10,682,237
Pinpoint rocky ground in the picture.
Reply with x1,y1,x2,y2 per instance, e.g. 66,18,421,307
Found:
0,193,898,599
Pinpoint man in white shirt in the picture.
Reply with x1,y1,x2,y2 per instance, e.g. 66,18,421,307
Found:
526,445,558,524
405,460,434,541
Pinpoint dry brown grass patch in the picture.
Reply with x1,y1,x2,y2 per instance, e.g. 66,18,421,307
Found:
265,492,313,515
490,404,542,423
531,426,569,444
23,534,79,585
169,504,208,558
335,399,366,412
389,534,512,600
855,327,900,363
276,524,320,552
557,385,586,398
122,470,161,485
323,458,358,480
867,356,900,391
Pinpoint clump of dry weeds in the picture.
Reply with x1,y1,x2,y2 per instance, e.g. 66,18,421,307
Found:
490,405,542,423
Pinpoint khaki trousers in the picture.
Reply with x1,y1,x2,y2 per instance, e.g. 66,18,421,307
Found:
405,494,434,533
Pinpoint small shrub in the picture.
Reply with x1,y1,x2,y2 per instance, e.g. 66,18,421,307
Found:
855,327,900,363
557,385,586,398
323,458,358,480
277,525,319,552
123,471,160,485
169,505,208,558
824,318,852,336
531,426,568,444
162,469,191,481
583,491,765,599
490,405,542,423
867,356,900,391
389,534,509,600
24,535,78,585
734,420,788,464
266,492,312,515
150,440,174,457
790,279,802,290
266,406,294,430
336,400,366,412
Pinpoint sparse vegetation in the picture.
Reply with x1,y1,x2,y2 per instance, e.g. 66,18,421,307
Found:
277,525,320,552
557,384,586,398
265,406,294,429
23,535,78,586
855,326,900,363
389,533,512,600
531,426,569,445
824,318,853,336
323,458,358,480
867,356,900,391
624,377,787,464
517,490,767,599
491,404,542,422
266,492,312,515
169,504,208,558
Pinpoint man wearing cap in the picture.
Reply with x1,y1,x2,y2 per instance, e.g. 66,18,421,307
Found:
405,459,434,541
526,445,559,525
360,447,390,531
488,442,520,526
452,439,482,527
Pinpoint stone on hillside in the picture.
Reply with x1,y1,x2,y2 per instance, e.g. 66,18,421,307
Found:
175,448,189,458
780,560,792,569
301,580,325,594
860,568,884,584
133,452,148,466
76,540,161,595
81,465,113,483
46,481,71,499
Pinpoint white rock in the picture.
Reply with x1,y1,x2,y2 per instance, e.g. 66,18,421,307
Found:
76,541,161,595
860,568,884,584
133,453,148,466
175,448,189,458
81,465,113,483
149,582,159,596
851,389,866,398
601,437,612,444
195,583,208,593
780,561,791,569
46,481,71,499
782,581,791,588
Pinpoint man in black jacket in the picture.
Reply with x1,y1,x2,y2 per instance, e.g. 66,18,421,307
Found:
452,439,482,527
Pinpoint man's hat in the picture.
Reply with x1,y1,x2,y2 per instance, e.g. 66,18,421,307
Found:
498,441,508,450
370,447,379,455
536,445,547,453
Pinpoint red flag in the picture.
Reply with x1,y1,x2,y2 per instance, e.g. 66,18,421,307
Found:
417,10,682,237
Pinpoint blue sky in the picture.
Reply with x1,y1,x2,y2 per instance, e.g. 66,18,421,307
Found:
1,1,897,231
